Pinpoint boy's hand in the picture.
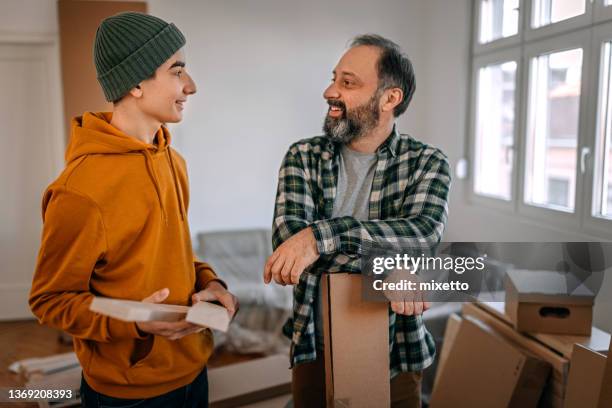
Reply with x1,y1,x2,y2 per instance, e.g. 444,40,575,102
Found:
136,288,203,340
192,281,239,317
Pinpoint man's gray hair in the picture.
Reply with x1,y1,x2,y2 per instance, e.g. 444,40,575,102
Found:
350,34,416,117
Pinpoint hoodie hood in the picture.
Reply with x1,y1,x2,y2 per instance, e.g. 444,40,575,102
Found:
65,112,184,223
66,112,170,163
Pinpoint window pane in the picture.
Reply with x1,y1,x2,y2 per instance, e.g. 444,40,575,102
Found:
525,48,582,212
594,42,612,219
547,177,570,207
532,0,585,28
479,0,519,43
474,61,517,200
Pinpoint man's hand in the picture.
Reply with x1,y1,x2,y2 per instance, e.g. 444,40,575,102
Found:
135,288,203,340
390,292,431,316
192,281,239,317
384,269,431,316
264,227,319,285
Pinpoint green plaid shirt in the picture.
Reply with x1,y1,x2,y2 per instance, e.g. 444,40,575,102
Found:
272,127,451,377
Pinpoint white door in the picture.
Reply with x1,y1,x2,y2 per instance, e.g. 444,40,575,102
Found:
0,40,64,319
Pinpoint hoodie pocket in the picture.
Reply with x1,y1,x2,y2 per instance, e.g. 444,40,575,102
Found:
129,336,155,367
129,336,158,369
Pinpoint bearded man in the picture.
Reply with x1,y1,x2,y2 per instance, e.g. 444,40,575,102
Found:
264,34,451,407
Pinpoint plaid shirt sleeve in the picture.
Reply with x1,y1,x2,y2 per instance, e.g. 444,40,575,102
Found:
310,152,451,256
271,145,316,250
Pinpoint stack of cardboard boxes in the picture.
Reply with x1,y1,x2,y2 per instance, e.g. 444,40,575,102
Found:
431,270,610,408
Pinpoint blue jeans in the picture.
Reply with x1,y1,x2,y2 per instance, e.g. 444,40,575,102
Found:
80,368,208,408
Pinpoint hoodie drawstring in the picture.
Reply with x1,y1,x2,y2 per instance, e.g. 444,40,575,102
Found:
167,149,186,220
142,149,168,225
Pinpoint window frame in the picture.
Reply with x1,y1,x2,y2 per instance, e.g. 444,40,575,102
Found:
583,20,612,238
594,0,612,24
517,28,591,229
468,48,523,213
473,0,524,55
524,0,593,42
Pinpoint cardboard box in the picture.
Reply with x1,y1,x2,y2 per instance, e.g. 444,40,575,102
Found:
90,297,231,332
322,273,390,408
564,344,607,408
480,301,610,359
462,302,568,406
505,270,594,335
433,313,461,389
430,315,550,408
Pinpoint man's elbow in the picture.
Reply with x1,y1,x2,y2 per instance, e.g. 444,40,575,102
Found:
417,216,445,247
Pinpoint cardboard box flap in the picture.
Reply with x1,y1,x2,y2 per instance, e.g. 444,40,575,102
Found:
564,344,606,408
433,313,462,389
506,270,595,305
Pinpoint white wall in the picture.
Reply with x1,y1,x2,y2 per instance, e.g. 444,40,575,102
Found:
148,0,429,232
0,0,57,35
0,0,64,318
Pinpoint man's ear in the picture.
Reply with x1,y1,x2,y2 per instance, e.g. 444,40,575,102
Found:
381,88,403,113
129,84,143,98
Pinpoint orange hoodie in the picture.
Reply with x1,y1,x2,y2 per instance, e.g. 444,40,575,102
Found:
29,112,221,399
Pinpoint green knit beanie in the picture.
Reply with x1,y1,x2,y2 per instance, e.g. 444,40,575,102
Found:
93,12,186,102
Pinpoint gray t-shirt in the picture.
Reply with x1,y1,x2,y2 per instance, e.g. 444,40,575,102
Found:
314,145,377,350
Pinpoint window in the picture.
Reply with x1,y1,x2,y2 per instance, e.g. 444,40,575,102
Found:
479,0,520,43
594,41,612,219
531,0,585,28
470,1,612,238
524,48,582,211
474,61,517,200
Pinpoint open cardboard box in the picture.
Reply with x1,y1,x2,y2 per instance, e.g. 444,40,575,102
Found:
321,273,390,408
505,270,594,336
461,302,567,407
430,314,550,408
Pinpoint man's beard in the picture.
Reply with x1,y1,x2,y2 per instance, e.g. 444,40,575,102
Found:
322,91,381,144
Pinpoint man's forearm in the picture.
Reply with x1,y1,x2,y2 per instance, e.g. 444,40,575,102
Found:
310,215,445,256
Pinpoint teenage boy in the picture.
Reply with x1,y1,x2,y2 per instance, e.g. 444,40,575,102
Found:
264,35,451,407
29,12,237,407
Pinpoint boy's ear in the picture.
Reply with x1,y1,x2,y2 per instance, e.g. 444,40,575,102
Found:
129,84,143,98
